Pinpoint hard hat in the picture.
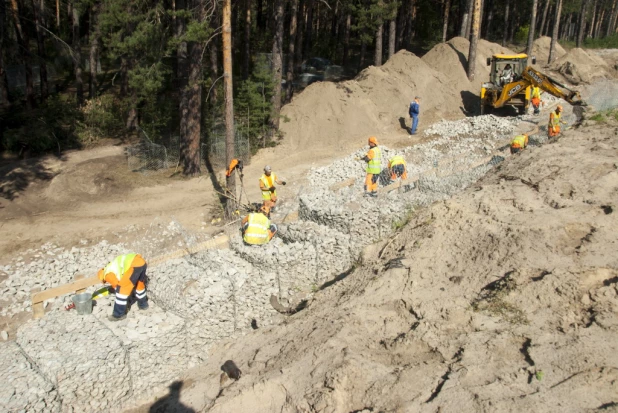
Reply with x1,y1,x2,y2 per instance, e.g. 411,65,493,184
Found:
368,136,378,146
264,165,272,172
556,105,563,111
97,269,105,282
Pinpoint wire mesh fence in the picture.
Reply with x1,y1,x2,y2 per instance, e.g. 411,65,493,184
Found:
204,130,252,171
126,127,169,172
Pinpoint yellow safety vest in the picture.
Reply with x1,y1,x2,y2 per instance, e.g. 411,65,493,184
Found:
532,87,541,99
550,112,560,127
511,135,527,149
260,173,277,200
104,254,137,281
243,213,271,245
389,155,406,168
366,147,382,174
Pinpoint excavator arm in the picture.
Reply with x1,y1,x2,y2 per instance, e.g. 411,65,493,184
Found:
493,66,587,109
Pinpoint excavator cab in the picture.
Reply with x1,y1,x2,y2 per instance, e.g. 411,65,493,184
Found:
481,53,536,115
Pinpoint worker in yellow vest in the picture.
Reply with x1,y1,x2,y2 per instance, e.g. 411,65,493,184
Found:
362,136,382,197
510,134,529,154
531,87,541,115
242,206,277,245
388,155,408,182
259,165,286,210
97,253,149,321
548,105,566,138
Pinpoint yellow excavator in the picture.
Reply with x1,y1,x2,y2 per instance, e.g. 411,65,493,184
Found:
480,53,587,115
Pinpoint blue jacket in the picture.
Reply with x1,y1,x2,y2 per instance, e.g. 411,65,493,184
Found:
409,101,420,116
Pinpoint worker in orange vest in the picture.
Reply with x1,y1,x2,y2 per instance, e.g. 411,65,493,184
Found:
226,159,244,178
259,165,286,210
362,136,382,197
510,134,529,154
388,155,408,182
531,87,542,115
548,105,566,138
97,254,148,321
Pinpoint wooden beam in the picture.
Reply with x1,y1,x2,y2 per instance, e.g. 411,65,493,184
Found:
329,177,356,191
31,234,230,318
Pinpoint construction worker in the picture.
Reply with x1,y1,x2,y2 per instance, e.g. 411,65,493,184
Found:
409,96,421,135
259,165,286,210
531,86,541,115
242,205,277,245
510,134,529,154
388,155,408,182
97,253,149,321
362,136,382,197
548,105,566,138
226,159,243,178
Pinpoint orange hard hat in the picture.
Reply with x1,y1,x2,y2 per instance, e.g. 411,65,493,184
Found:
556,105,563,112
97,268,105,282
368,136,378,146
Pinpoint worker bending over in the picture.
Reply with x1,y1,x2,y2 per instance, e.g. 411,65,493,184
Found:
97,253,149,321
531,87,541,115
510,134,529,154
226,159,244,178
259,165,286,210
548,105,566,138
242,206,277,245
362,136,382,197
388,155,408,182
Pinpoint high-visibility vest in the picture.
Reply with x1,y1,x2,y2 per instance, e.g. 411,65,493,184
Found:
243,213,271,245
511,135,528,149
260,174,277,200
550,112,560,128
389,155,406,168
366,147,382,174
104,254,137,281
532,87,541,99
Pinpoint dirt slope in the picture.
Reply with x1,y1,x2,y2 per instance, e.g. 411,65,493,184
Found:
156,120,618,412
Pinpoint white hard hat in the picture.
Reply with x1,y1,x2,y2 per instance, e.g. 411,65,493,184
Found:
264,165,272,172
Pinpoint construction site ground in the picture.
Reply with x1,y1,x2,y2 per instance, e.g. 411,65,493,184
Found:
0,37,617,412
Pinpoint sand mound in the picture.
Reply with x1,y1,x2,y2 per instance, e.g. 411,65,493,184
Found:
280,50,462,154
532,36,567,66
551,47,611,85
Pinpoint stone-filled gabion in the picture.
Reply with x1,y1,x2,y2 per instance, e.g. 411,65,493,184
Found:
16,311,130,412
0,341,61,412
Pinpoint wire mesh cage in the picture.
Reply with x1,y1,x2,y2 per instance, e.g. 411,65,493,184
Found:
205,130,252,171
126,127,169,172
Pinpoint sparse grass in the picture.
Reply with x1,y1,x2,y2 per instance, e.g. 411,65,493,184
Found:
391,206,415,231
535,370,545,381
589,113,605,122
471,272,529,325
587,109,618,124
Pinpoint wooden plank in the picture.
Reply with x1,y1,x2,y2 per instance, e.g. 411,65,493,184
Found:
31,287,44,319
329,178,356,191
32,276,100,305
74,274,86,294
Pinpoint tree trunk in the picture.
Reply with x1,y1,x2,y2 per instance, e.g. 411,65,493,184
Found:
176,0,189,162
0,0,9,106
388,18,396,58
72,5,83,106
304,0,314,60
509,11,518,42
502,0,510,46
460,0,471,37
608,0,618,36
269,0,284,134
408,0,418,47
577,0,588,45
442,0,452,41
295,0,305,69
588,0,597,37
359,40,366,70
257,0,264,30
560,13,570,39
181,1,204,176
286,0,298,103
548,0,563,63
375,22,383,66
342,13,351,66
243,0,251,80
526,0,538,55
88,1,100,99
223,0,236,208
467,0,481,81
32,0,48,102
482,0,493,38
9,0,35,109
209,9,219,105
538,0,549,37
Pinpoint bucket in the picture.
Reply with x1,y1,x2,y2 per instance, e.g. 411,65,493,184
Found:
72,292,93,315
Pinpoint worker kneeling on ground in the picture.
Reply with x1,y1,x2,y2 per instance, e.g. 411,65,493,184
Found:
510,134,529,154
259,165,286,210
362,136,382,197
388,155,408,182
242,206,277,245
97,253,149,321
548,105,566,138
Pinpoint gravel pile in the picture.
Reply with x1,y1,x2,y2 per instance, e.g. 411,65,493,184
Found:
424,114,516,139
16,311,130,412
0,341,60,412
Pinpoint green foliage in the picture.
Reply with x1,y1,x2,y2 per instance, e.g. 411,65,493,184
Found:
76,94,125,144
234,55,275,152
561,34,618,50
535,370,544,381
515,26,529,44
350,0,399,44
391,206,415,230
589,113,604,122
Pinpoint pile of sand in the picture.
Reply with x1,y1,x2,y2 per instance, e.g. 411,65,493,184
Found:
551,47,612,85
532,36,567,66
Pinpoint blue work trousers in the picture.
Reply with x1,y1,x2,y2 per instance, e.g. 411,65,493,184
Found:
410,114,419,134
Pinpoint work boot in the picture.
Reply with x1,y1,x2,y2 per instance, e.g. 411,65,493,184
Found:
108,314,127,322
138,302,149,311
